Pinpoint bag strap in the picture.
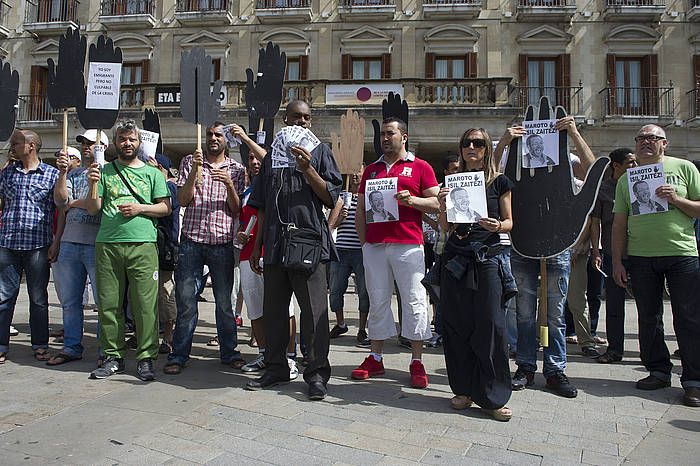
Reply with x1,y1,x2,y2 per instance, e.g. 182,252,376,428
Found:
112,161,148,205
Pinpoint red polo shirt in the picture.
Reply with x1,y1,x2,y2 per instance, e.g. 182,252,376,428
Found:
359,152,438,245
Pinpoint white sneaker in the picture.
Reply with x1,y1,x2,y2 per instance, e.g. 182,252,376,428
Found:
288,357,299,380
241,353,266,373
9,325,18,336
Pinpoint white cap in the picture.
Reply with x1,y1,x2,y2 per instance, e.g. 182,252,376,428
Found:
76,129,109,146
66,146,81,160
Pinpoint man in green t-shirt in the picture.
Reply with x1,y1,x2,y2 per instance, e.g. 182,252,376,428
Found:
85,120,171,381
611,124,700,408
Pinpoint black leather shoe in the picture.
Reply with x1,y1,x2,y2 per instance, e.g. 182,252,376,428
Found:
511,368,534,391
245,372,289,391
682,387,700,407
546,372,578,398
136,358,155,382
636,374,671,390
308,381,327,401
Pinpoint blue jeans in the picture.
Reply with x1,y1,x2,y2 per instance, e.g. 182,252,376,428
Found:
628,255,700,388
0,246,50,353
170,238,241,365
54,242,98,357
512,250,570,377
329,248,369,314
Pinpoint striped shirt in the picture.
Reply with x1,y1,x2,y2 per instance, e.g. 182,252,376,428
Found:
0,161,58,250
177,154,246,245
335,192,362,250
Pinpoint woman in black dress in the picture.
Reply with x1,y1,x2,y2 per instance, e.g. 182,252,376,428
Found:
438,128,514,421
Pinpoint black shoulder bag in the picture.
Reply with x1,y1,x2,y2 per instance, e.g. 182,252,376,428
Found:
112,162,178,271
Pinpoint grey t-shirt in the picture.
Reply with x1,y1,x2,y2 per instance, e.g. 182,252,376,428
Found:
61,167,101,245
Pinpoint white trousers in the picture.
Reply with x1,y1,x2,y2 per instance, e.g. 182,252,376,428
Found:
362,243,431,341
240,259,294,321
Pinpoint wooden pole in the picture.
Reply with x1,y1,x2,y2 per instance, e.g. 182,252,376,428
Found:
538,258,549,347
196,123,202,184
62,109,68,153
89,127,102,200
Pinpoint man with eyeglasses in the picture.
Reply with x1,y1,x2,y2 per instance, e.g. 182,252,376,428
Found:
612,124,700,407
85,121,171,381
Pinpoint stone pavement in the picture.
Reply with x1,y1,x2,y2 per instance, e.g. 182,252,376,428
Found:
0,282,698,465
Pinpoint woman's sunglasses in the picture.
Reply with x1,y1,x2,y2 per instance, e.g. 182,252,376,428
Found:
461,138,487,149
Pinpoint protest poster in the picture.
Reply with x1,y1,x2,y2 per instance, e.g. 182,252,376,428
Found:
222,124,241,149
86,62,121,110
270,126,321,170
444,172,488,223
627,163,667,215
365,177,399,223
139,129,159,159
93,144,106,167
522,119,559,169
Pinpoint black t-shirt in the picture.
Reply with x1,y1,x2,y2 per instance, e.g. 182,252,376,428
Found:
453,174,513,246
248,143,342,265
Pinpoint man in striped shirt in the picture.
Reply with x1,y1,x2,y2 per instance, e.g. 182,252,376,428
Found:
165,122,247,374
328,165,370,345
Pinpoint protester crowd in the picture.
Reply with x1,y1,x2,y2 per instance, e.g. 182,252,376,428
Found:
0,100,698,420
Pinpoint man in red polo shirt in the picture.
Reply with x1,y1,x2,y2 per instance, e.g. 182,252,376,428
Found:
352,117,440,388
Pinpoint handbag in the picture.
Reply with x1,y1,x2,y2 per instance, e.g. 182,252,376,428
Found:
112,162,178,270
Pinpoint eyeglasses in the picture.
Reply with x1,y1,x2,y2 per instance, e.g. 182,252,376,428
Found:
634,134,665,143
461,138,487,149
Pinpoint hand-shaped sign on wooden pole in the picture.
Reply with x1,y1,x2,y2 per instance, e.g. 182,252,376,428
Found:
373,92,409,156
47,27,86,153
142,108,163,155
331,109,365,189
0,59,19,141
180,46,222,183
504,96,608,346
245,41,286,148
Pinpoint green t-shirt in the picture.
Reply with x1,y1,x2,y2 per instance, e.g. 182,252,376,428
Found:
96,161,169,243
613,156,700,257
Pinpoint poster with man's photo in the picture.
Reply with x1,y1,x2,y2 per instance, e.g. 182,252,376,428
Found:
522,119,559,169
444,172,488,223
365,177,399,223
627,163,668,215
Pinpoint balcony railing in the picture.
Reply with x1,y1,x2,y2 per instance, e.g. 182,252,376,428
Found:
422,0,483,18
175,0,230,11
0,1,11,27
101,0,155,15
689,0,700,20
688,88,699,120
25,0,80,23
256,0,310,7
606,0,664,5
512,85,584,116
423,0,482,4
599,86,674,119
121,84,145,109
340,0,394,5
18,94,55,122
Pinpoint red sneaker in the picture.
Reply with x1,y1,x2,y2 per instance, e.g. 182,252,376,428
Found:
409,360,429,388
351,355,385,380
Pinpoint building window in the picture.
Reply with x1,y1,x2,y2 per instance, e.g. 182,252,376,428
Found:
285,56,308,101
120,60,149,108
606,54,658,115
341,54,390,79
518,54,570,109
27,65,51,121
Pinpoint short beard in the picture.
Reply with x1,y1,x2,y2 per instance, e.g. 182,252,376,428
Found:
117,149,137,161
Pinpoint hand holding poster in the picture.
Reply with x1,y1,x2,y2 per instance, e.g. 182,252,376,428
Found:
365,177,399,223
523,119,559,169
139,129,159,160
444,172,488,223
222,124,241,149
627,163,667,215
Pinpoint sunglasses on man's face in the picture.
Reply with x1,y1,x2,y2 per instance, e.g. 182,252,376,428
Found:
461,138,487,149
634,135,665,143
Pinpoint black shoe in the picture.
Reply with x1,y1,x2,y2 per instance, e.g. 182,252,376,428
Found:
197,295,207,302
398,336,413,350
308,381,327,400
245,372,289,391
582,346,601,358
329,324,348,339
125,335,137,350
137,358,155,382
636,374,671,390
597,350,623,364
672,349,681,359
90,357,125,379
545,372,578,398
511,368,534,391
158,340,172,355
356,329,371,347
683,387,700,407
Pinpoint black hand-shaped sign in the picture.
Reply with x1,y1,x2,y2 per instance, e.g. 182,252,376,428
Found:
47,27,86,110
0,59,18,141
372,92,409,156
77,35,122,131
505,97,608,259
180,47,222,127
142,108,163,154
245,41,286,146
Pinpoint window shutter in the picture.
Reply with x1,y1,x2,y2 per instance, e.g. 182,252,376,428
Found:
694,55,700,86
606,54,616,112
556,54,570,87
644,54,658,88
381,53,391,79
341,54,351,80
299,55,308,80
466,52,477,78
518,54,528,87
141,59,150,83
425,52,435,79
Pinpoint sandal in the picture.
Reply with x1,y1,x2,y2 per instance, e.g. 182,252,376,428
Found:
46,352,82,366
0,352,6,364
163,363,183,375
450,395,472,410
207,336,219,347
230,359,246,370
485,406,512,422
597,351,622,364
34,348,51,362
593,336,608,345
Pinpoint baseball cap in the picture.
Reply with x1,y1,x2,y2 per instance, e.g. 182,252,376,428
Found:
55,147,82,161
76,129,109,146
